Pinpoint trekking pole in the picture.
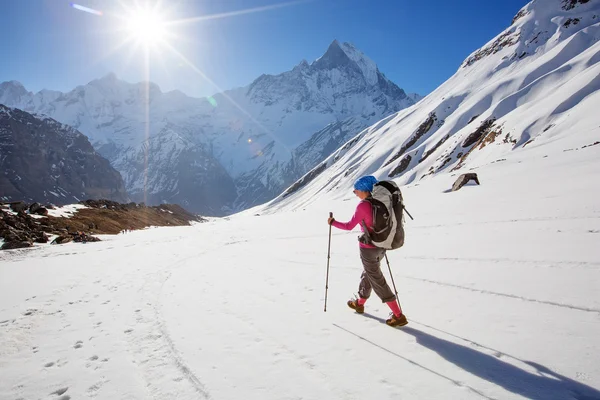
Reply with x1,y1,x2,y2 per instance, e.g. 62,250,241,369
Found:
384,253,403,312
404,207,414,221
324,212,333,312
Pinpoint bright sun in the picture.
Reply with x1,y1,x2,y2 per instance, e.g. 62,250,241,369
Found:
125,9,167,47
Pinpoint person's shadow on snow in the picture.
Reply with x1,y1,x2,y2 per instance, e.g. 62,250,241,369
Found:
400,326,600,400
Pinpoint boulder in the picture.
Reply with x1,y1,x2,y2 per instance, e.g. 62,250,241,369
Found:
34,207,48,216
10,202,28,213
1,240,33,250
452,173,481,192
34,232,49,244
51,235,73,245
72,232,101,243
29,202,43,214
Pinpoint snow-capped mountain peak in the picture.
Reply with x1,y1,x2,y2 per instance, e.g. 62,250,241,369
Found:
261,0,600,213
0,41,418,215
0,80,31,106
93,72,120,85
312,40,380,86
339,41,380,86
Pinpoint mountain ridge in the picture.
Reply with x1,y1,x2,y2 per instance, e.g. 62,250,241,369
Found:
0,40,418,215
256,0,600,213
0,104,129,205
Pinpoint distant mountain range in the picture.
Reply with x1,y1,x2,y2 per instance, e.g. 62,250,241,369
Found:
0,40,419,215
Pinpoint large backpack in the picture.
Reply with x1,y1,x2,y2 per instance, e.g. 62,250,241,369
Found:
359,180,406,250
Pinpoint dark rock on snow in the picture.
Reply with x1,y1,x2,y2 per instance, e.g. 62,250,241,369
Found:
452,173,481,192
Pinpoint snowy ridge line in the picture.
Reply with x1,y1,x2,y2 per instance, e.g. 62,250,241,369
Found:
401,275,600,314
255,0,600,215
332,323,500,400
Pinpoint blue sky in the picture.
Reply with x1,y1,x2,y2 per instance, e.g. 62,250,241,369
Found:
1,0,529,98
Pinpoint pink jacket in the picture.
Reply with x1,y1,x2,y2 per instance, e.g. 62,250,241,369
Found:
331,200,376,248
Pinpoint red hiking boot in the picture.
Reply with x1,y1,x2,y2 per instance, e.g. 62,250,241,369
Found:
347,298,365,314
386,313,408,327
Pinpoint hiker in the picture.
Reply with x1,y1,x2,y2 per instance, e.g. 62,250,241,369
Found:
327,175,408,327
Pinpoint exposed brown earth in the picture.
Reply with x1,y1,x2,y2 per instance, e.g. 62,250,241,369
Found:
0,200,205,250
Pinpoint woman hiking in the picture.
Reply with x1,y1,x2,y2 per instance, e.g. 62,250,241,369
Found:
327,175,408,327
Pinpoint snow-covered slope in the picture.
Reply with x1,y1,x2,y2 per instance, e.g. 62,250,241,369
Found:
0,41,417,215
1,132,599,399
1,2,599,398
260,0,600,212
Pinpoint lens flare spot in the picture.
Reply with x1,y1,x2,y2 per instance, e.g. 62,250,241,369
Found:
70,3,103,16
207,97,218,107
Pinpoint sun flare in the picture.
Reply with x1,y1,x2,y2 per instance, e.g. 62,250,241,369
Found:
125,9,167,47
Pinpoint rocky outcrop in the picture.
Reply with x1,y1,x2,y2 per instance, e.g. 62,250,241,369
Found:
0,105,129,205
462,31,520,68
0,200,205,250
562,0,590,11
462,118,497,148
420,135,450,164
384,112,438,169
282,162,328,198
389,155,412,178
0,208,49,249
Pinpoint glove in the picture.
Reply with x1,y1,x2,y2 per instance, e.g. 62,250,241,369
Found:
328,217,335,225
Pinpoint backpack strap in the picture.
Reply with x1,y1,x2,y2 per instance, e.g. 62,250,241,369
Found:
359,220,373,245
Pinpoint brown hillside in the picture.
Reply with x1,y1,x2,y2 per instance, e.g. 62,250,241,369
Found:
1,200,206,250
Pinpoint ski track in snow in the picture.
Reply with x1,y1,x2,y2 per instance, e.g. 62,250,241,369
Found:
399,275,600,314
127,255,212,399
332,322,501,400
0,238,217,400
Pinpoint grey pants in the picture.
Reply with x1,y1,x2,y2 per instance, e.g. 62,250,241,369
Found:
357,247,396,303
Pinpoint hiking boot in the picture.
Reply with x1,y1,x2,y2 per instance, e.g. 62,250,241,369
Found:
347,298,365,314
386,313,408,327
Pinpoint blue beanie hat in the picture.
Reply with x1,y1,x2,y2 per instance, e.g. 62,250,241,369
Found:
354,175,378,192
